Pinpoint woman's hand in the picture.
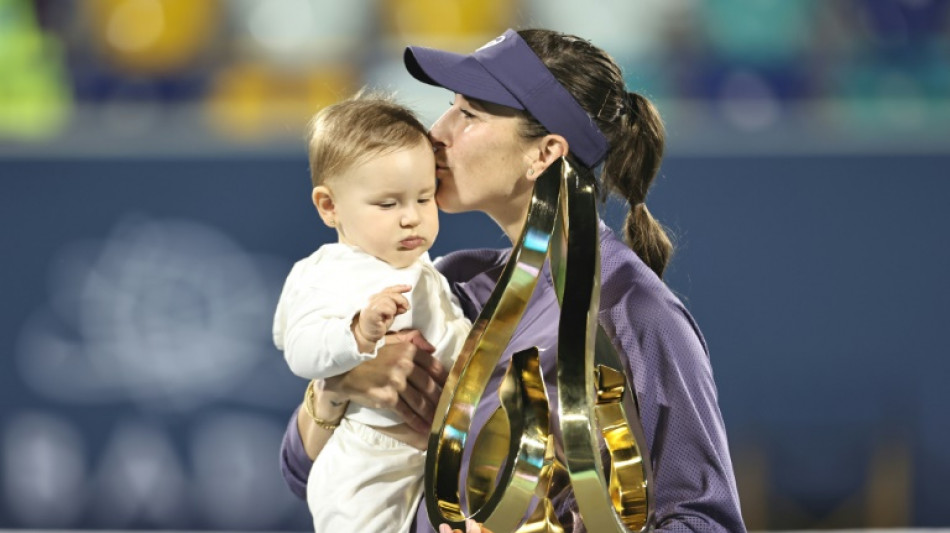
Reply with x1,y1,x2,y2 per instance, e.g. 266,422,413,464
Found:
439,520,493,533
324,329,446,434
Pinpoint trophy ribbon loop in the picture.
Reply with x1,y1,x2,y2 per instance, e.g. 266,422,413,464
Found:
426,158,654,532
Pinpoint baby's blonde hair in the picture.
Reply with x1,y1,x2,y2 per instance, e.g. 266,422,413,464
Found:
307,90,430,187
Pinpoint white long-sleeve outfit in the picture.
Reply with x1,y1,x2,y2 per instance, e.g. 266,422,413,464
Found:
273,243,471,532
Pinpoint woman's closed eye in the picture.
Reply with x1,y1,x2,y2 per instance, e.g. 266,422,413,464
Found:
450,100,476,119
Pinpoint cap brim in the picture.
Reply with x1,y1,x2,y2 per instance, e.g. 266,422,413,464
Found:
404,46,524,110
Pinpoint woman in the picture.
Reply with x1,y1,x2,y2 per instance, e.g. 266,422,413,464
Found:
280,28,746,532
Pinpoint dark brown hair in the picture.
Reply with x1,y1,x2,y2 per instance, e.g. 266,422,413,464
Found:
306,90,430,187
516,29,673,278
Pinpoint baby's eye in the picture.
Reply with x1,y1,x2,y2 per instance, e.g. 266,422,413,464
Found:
377,202,396,209
418,197,432,204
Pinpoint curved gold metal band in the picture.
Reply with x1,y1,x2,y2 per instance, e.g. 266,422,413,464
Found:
552,160,655,532
425,164,561,528
426,158,655,532
471,348,555,532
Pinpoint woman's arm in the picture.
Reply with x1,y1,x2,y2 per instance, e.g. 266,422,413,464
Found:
623,306,746,532
278,382,347,499
278,329,447,499
298,380,349,460
278,404,313,500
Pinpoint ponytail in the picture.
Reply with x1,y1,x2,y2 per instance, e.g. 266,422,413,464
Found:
625,203,672,278
610,92,672,278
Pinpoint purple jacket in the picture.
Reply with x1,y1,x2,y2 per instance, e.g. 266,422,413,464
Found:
279,224,746,532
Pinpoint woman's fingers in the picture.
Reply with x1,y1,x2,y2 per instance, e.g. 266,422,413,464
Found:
381,330,446,430
466,519,490,533
331,350,406,408
395,329,445,383
438,519,489,533
394,395,431,434
406,363,441,417
332,330,446,430
392,328,437,352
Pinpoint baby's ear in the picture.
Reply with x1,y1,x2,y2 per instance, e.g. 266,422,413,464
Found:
312,186,337,228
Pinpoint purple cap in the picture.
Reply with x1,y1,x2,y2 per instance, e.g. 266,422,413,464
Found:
404,29,608,168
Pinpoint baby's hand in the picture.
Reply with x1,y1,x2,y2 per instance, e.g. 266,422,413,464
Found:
353,284,411,350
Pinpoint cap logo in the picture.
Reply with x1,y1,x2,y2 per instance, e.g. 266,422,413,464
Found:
476,34,506,52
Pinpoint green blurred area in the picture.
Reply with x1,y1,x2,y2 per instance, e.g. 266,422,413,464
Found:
0,0,71,139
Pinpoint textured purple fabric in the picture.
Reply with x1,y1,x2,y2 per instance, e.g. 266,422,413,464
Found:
278,223,746,532
278,404,309,501
404,29,608,168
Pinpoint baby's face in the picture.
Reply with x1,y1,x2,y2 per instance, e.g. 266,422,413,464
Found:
329,140,439,268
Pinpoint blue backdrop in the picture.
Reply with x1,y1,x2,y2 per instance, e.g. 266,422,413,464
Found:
1,153,947,529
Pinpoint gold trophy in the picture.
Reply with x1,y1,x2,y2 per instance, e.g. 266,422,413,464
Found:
425,157,655,532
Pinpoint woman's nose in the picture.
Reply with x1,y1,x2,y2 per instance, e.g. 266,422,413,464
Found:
428,109,452,148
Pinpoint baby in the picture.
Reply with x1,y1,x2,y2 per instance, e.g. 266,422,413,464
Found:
273,92,471,532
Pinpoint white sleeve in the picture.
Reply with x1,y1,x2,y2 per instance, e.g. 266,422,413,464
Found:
274,260,383,380
284,289,379,379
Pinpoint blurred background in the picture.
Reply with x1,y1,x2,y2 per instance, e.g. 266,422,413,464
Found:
1,0,948,531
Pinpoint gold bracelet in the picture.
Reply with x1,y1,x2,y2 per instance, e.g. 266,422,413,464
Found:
302,380,348,431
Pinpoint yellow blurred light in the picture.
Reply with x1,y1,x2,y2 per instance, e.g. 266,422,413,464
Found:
105,0,165,54
381,0,514,49
206,63,356,140
84,0,220,75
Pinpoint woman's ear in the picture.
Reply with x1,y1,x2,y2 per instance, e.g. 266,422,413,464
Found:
312,186,337,228
527,134,569,180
